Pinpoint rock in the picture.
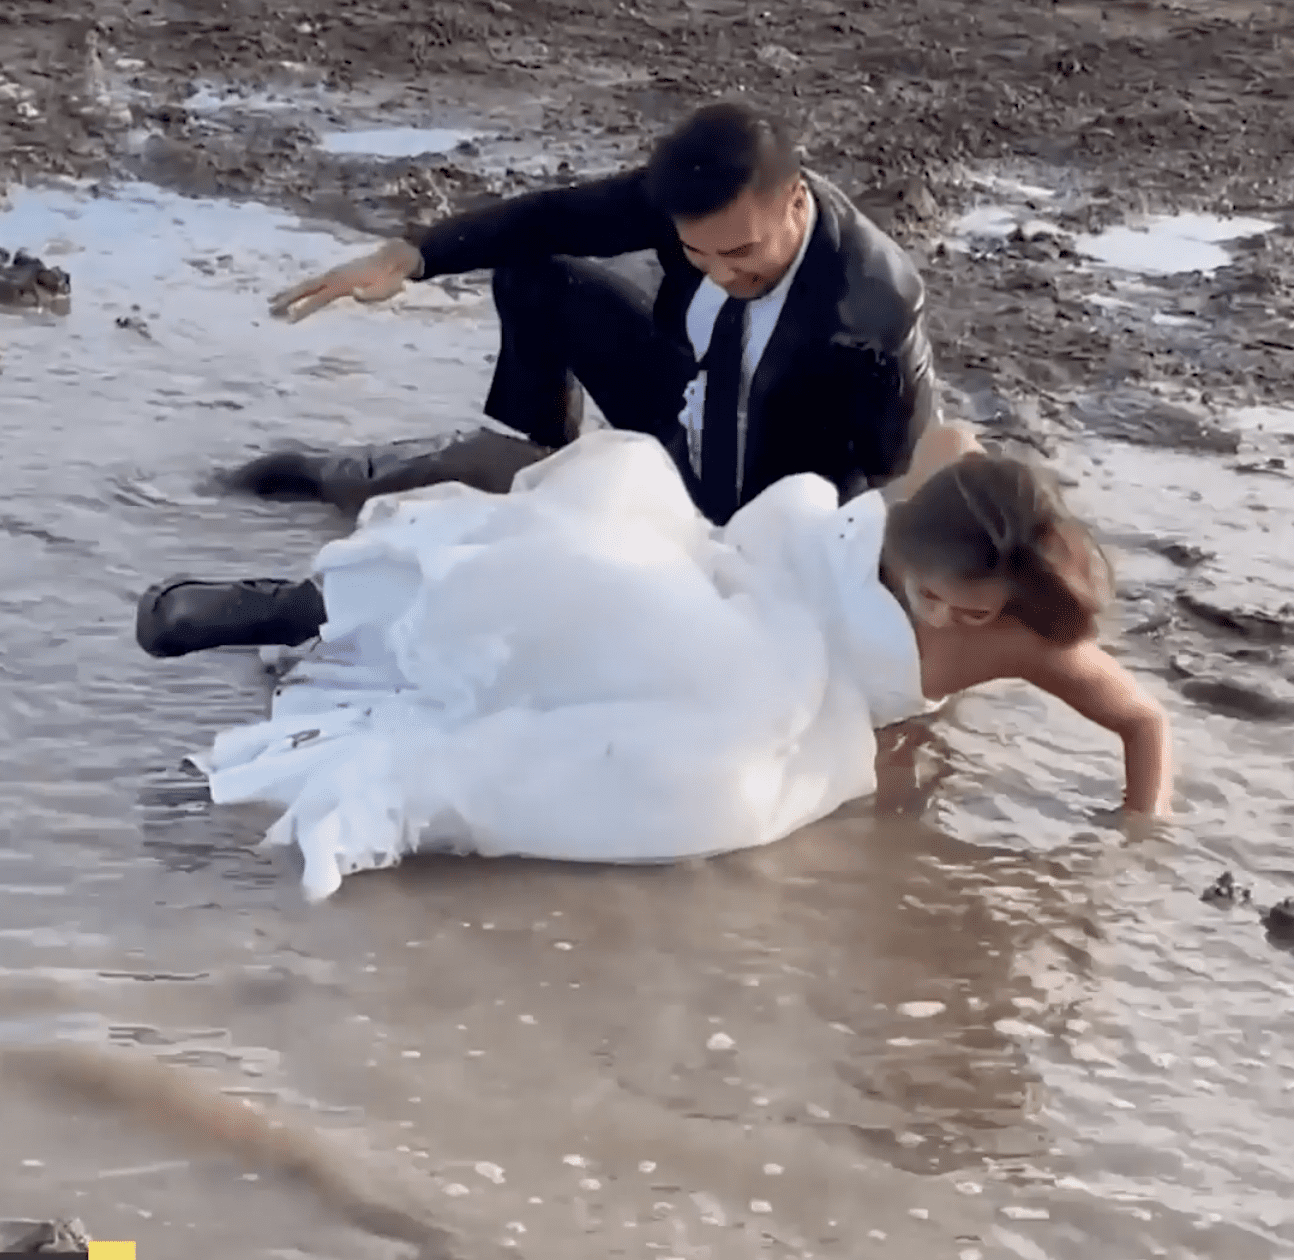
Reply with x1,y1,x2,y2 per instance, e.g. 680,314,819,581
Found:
1177,591,1294,643
757,44,803,75
1154,540,1213,569
1201,870,1252,906
1231,456,1288,476
1262,898,1294,941
1126,609,1172,636
115,312,152,338
0,248,71,311
1201,874,1294,949
1177,675,1294,723
0,1218,92,1254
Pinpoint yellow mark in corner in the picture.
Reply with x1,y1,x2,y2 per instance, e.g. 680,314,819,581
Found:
87,1245,136,1260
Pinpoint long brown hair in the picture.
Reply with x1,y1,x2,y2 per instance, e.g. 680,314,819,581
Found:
883,452,1114,646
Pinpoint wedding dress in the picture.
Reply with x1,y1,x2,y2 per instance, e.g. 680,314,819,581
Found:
188,430,930,901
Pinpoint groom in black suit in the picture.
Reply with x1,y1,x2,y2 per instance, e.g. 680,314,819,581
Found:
137,101,938,657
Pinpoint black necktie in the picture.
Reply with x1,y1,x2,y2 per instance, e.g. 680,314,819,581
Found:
700,296,748,523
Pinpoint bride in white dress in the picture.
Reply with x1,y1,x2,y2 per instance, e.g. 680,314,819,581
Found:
188,425,1174,902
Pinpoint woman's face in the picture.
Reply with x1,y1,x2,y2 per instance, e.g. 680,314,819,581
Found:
903,570,1008,630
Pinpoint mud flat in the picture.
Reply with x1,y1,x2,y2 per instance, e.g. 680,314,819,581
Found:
1,2,1293,1259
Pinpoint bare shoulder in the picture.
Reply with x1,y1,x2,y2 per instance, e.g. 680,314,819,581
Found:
1015,633,1166,737
918,618,1160,732
916,616,1039,700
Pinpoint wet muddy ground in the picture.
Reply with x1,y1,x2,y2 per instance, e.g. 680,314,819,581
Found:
1,0,1293,1258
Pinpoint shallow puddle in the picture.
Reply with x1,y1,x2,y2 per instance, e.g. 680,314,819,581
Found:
1077,211,1279,275
317,125,479,158
1,179,1293,1260
948,197,1278,276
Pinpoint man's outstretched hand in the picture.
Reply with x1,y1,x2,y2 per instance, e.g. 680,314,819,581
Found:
268,239,425,323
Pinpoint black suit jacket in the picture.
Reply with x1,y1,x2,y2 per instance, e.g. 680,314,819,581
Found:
406,167,935,520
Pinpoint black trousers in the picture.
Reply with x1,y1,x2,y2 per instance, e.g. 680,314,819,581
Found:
485,255,696,448
218,257,697,513
137,261,701,657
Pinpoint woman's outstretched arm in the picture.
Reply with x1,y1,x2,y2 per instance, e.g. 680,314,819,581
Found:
1019,637,1174,817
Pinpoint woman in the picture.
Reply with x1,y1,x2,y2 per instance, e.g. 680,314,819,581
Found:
174,422,1171,902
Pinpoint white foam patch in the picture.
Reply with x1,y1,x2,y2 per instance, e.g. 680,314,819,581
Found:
1076,212,1277,275
318,127,476,158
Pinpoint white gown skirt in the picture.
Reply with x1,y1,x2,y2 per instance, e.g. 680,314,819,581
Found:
189,430,928,901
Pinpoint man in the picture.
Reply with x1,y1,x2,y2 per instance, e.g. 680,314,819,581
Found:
137,100,937,657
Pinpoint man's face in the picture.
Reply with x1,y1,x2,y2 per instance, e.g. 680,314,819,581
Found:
674,177,809,300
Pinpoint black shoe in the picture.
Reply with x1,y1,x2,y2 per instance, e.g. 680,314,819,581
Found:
212,448,332,501
135,575,327,658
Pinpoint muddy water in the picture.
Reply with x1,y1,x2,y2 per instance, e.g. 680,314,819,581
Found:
1,178,1293,1260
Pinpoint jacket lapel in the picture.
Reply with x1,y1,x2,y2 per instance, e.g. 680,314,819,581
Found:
740,175,840,498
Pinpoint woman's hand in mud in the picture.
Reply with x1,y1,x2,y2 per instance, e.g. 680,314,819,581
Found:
1085,804,1176,843
268,239,425,323
1120,809,1176,844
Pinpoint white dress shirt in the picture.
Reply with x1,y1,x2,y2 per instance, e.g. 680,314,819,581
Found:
677,190,818,500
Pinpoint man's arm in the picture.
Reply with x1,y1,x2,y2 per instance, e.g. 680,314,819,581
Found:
406,167,674,279
834,323,937,501
269,167,675,322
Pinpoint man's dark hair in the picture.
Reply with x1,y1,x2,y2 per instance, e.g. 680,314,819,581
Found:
644,101,801,221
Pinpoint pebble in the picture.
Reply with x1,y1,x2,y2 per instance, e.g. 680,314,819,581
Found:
750,1199,773,1214
707,1032,735,1051
994,1018,1048,1039
476,1161,506,1184
898,1001,946,1018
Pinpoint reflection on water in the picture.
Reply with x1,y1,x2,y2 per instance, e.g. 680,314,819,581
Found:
1076,212,1279,276
317,126,478,158
1,181,1293,1259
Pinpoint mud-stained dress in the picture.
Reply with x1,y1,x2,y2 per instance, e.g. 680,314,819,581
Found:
189,430,931,901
